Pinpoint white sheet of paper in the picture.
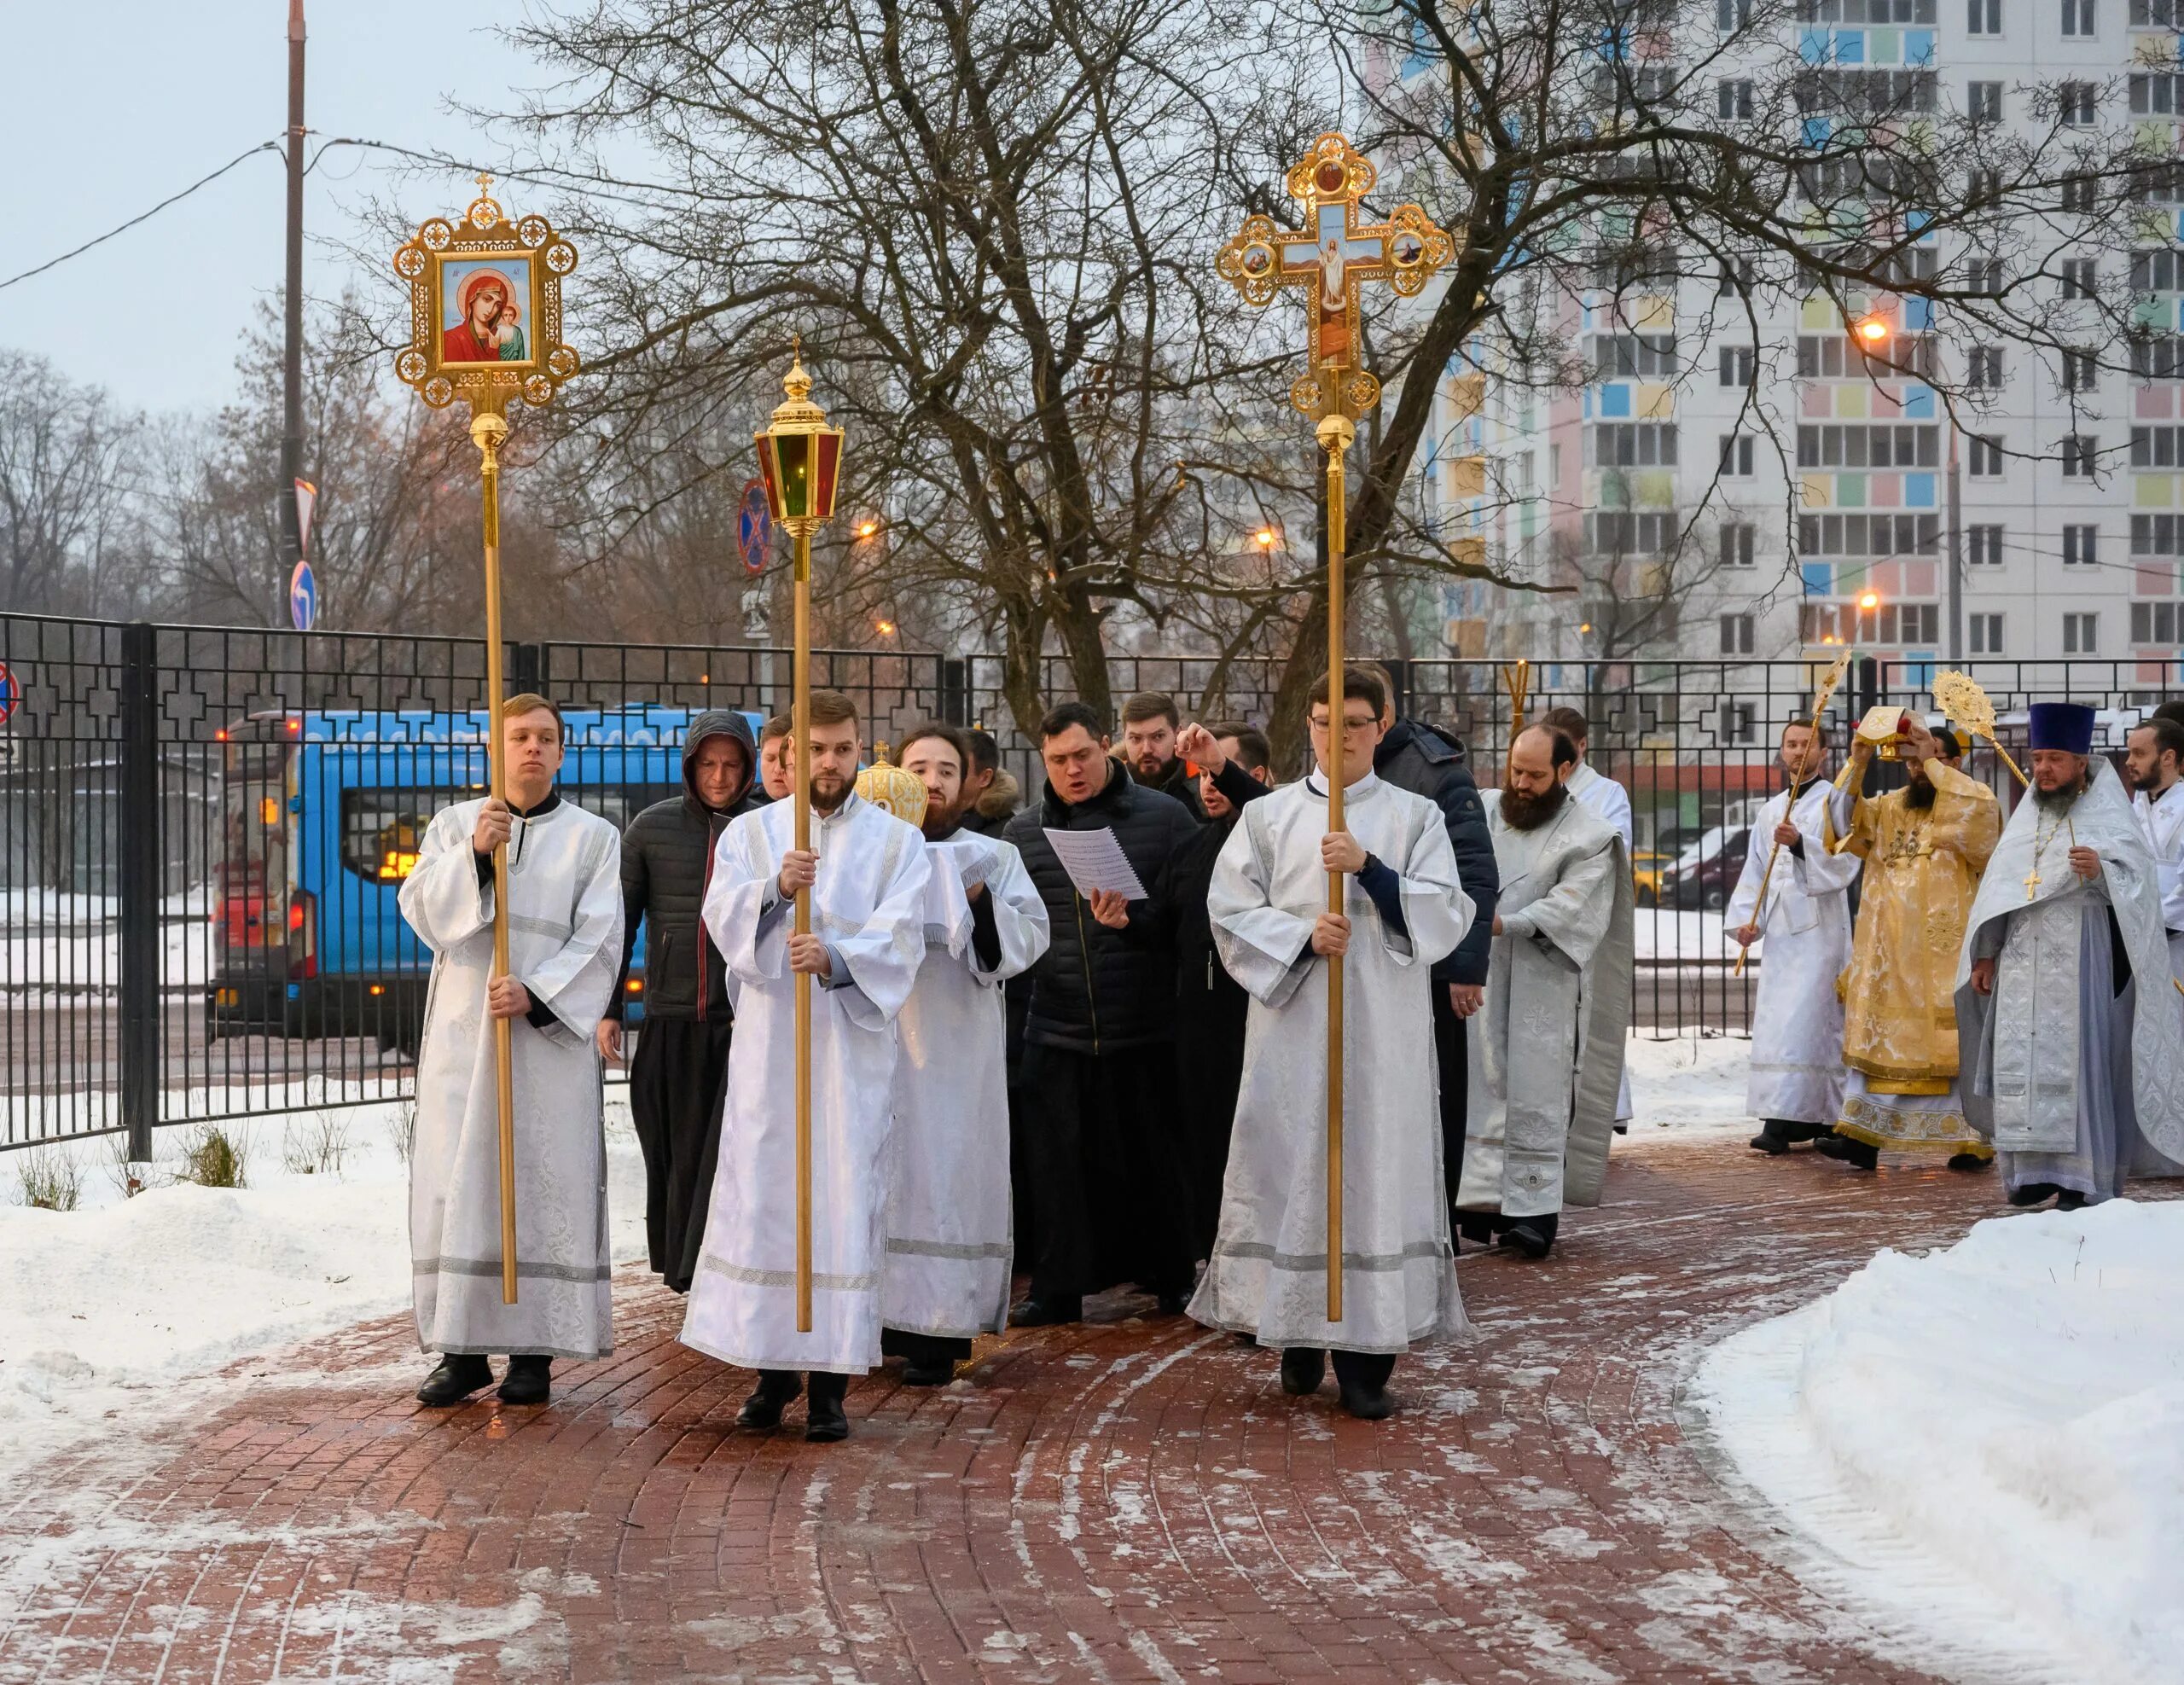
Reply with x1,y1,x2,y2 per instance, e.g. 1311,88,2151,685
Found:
1042,827,1148,901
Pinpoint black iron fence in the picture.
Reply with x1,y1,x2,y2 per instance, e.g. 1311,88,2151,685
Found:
4,608,2172,1152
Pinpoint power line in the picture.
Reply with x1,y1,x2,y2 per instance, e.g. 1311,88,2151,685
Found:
0,140,283,294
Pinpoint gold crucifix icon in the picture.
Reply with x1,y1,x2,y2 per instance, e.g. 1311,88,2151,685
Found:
1217,133,1455,421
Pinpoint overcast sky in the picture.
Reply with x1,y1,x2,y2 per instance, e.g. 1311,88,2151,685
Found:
0,1,543,415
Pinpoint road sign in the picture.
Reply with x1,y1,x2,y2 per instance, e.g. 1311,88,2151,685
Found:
738,479,773,576
0,661,18,727
289,560,318,631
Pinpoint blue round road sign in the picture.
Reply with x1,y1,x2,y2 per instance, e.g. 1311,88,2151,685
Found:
0,661,18,727
737,479,773,576
289,560,317,631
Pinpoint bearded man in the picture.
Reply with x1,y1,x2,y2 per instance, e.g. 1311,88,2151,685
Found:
680,690,931,1443
880,723,1049,1385
1118,691,1208,821
2125,714,2184,988
1959,704,2184,1206
1821,713,2001,1171
1457,724,1633,1259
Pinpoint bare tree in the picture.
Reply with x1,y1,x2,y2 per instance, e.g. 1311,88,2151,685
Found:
0,352,136,614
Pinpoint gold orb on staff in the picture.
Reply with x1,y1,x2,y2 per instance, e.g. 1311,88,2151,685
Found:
1217,132,1455,1322
754,339,845,1333
390,173,582,1305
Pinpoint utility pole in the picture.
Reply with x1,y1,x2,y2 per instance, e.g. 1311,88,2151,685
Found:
1946,421,1963,663
278,0,307,593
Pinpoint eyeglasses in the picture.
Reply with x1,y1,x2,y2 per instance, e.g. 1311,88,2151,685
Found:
1309,714,1380,733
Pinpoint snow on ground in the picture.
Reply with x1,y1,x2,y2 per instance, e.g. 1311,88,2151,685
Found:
0,1094,650,1487
1691,1199,2184,1685
1626,1032,1755,1135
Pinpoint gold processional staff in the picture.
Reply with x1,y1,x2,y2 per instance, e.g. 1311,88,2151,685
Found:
392,175,582,1304
1218,135,1459,1321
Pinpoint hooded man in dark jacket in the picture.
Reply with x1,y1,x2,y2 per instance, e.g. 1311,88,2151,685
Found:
1003,700,1202,1323
599,709,760,1292
1355,665,1500,1217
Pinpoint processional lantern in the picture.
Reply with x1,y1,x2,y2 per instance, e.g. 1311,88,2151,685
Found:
1217,133,1455,1322
389,176,581,1307
754,340,845,1333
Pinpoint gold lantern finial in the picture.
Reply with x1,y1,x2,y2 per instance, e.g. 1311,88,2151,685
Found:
755,340,845,547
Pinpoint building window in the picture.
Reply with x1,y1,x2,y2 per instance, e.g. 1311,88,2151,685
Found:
2130,74,2183,115
2132,249,2184,292
1719,0,1753,27
1795,424,1941,468
1720,346,1757,386
2131,0,2176,21
1968,345,2003,388
2061,259,2098,299
1720,433,1757,475
1968,524,2005,566
2062,434,2099,477
1718,78,1755,119
1720,613,1756,654
2064,612,2099,653
2133,425,2184,467
1590,423,1679,467
2134,601,2182,642
2063,524,2099,565
2062,0,2097,27
1968,0,2002,30
1589,334,1679,379
1856,601,1943,643
1716,255,1757,297
2059,84,2097,126
2130,335,2184,380
1968,80,2002,122
2135,514,2184,555
1968,434,2006,475
1798,332,1938,380
1970,612,2005,654
1799,513,1943,555
1722,522,1757,567
2063,350,2099,392
1968,167,2001,204
1589,512,1681,553
1967,257,2006,294
2061,176,2097,213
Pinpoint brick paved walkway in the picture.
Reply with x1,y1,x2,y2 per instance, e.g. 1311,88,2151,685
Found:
0,1136,2037,1683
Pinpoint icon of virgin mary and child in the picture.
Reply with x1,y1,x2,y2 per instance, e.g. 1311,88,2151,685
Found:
442,268,527,363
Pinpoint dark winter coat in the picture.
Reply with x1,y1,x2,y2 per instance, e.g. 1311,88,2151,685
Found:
1135,753,1209,822
1004,759,1201,1054
607,710,759,1022
1374,718,1499,986
960,769,1022,837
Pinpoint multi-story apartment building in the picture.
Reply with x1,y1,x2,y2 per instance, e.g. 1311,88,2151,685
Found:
1423,0,2184,682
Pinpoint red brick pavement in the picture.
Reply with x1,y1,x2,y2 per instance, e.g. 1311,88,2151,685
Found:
0,1136,2057,1683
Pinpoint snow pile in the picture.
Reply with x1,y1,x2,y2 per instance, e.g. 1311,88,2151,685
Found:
1693,1199,2184,1685
0,1098,649,1484
1625,1033,1753,1133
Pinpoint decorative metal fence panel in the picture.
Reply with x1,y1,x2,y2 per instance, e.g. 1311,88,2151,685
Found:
5,608,2175,1151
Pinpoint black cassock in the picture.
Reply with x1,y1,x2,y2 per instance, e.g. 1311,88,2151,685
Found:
628,1016,735,1293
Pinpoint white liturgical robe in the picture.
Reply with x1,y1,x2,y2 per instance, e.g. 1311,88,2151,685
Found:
398,795,624,1360
883,829,1048,1342
681,793,930,1374
1723,781,1860,1125
1188,771,1474,1354
1565,762,1635,1123
2131,779,2184,987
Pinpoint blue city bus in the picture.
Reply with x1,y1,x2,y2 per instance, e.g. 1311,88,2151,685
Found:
208,706,758,1052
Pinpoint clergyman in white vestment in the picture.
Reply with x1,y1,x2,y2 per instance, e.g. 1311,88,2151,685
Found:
680,693,930,1443
1728,718,1859,1154
881,724,1049,1386
1959,704,2184,1207
2124,715,2184,995
1189,670,1473,1421
1543,706,1636,1129
1461,724,1633,1259
398,695,624,1409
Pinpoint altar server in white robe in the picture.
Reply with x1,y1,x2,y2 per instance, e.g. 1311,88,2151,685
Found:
398,694,624,1409
881,723,1048,1386
2125,714,2184,992
1542,705,1635,1129
1460,724,1633,1259
680,690,931,1443
1728,718,1861,1155
1190,667,1473,1422
1960,703,2184,1207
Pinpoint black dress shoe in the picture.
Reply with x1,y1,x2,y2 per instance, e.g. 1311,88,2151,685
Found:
900,1359,956,1386
497,1355,552,1405
1748,1126,1789,1156
1008,1295,1082,1328
2007,1180,2060,1208
1502,1220,1554,1260
1947,1153,1994,1172
1279,1346,1327,1396
416,1354,493,1406
1154,1291,1190,1316
736,1369,802,1429
804,1373,850,1443
2055,1189,2089,1211
1337,1376,1397,1421
1817,1132,1879,1171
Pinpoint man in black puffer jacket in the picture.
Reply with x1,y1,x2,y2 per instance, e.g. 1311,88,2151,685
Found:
1003,700,1202,1324
599,709,759,1292
1356,665,1500,1220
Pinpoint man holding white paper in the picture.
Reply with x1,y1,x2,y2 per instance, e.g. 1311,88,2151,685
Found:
1002,700,1204,1325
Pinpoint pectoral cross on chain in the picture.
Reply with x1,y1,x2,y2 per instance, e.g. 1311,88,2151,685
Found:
2024,865,2041,901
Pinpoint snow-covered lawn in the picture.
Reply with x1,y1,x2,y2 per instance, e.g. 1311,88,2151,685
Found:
1692,1200,2184,1685
0,1095,650,1488
1626,1031,1755,1134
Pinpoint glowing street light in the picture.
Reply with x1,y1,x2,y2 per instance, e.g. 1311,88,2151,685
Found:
1856,316,1889,345
1255,527,1278,549
1858,590,1880,610
857,519,880,539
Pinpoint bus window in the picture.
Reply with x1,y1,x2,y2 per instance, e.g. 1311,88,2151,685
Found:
342,788,461,882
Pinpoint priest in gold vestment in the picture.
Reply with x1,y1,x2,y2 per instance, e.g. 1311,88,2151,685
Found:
1820,712,2001,1171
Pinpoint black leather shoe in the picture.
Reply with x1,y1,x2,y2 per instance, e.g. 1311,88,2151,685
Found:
1947,1153,1993,1172
804,1374,850,1443
497,1355,551,1405
1008,1295,1082,1328
1817,1132,1879,1171
1154,1291,1190,1316
900,1359,955,1386
2055,1189,2089,1211
415,1354,493,1407
736,1370,802,1429
1337,1377,1397,1421
1502,1220,1554,1260
1748,1126,1789,1155
1279,1347,1326,1396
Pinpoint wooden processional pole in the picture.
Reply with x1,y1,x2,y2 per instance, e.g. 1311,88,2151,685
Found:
792,521,814,1333
475,407,520,1305
1320,412,1353,1323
